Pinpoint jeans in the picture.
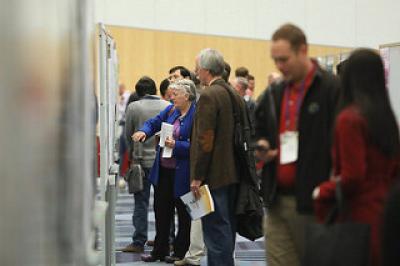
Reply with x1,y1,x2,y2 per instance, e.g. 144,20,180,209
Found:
202,184,238,266
131,167,151,247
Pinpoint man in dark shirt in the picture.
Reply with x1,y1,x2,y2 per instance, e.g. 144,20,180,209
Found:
255,23,340,266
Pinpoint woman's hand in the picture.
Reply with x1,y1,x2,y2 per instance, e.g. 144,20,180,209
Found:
165,136,175,149
312,187,320,199
132,131,146,142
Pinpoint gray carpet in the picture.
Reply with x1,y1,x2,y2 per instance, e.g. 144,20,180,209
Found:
115,182,266,265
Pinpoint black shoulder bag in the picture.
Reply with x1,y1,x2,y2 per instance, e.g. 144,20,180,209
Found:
303,180,371,266
216,80,264,241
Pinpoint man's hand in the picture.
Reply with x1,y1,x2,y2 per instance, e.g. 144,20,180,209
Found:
190,180,202,200
255,139,278,163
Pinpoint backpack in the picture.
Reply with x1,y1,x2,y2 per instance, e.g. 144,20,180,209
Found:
214,79,264,241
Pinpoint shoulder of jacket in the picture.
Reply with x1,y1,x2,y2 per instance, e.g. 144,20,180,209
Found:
200,86,219,99
208,83,225,91
270,80,285,92
129,99,152,110
315,67,339,85
126,101,138,111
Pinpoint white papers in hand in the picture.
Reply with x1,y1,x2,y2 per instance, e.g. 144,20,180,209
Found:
159,122,173,147
162,147,173,158
180,185,215,220
160,122,174,158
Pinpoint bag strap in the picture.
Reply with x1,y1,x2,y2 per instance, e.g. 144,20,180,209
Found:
222,83,254,140
325,179,348,224
335,179,345,214
133,141,144,162
214,80,260,188
214,79,250,151
214,80,241,126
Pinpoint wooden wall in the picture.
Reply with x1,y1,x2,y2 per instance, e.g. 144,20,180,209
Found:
107,25,351,97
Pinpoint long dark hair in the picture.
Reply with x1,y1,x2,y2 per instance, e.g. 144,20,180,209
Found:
338,48,399,157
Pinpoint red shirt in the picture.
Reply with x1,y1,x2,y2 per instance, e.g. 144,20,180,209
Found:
276,64,316,188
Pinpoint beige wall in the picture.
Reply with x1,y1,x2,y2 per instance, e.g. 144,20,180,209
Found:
108,25,351,97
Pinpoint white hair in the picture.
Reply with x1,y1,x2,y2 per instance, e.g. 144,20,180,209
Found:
170,79,197,101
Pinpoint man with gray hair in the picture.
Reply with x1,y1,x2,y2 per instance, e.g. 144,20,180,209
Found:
232,76,256,136
231,76,248,97
190,48,243,266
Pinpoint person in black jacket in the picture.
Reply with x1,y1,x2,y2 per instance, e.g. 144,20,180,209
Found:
254,23,340,266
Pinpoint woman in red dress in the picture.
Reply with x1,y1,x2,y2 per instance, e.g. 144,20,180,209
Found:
314,49,400,266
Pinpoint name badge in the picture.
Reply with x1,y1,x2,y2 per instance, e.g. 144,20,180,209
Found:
280,131,299,164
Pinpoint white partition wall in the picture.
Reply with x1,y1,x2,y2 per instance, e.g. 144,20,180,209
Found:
94,0,400,49
98,23,119,266
380,43,400,124
0,0,97,265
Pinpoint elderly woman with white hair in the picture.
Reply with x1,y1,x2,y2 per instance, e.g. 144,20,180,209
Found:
132,79,197,263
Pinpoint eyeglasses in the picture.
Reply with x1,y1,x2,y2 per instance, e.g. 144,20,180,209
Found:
255,145,270,153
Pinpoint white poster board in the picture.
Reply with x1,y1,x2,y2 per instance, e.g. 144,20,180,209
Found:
107,39,119,168
380,43,400,125
98,23,119,266
99,24,119,190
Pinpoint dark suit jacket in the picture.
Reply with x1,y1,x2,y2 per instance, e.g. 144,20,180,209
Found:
190,78,241,190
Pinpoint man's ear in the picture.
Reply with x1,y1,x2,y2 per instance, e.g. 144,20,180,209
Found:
299,43,308,56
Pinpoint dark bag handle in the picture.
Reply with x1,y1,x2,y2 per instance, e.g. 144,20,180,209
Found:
325,179,348,224
335,179,345,214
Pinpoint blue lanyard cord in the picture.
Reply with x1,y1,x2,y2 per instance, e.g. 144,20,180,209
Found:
284,80,306,130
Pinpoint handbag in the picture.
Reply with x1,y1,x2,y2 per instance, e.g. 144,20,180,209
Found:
236,183,264,241
124,163,144,194
303,180,371,266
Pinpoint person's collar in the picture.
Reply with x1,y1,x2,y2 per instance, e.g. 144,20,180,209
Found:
288,59,316,87
178,102,193,119
208,76,222,86
142,94,160,100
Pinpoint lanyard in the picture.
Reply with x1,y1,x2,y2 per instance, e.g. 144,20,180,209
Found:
284,80,306,130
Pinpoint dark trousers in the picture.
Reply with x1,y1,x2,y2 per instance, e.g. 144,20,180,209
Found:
152,166,191,258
